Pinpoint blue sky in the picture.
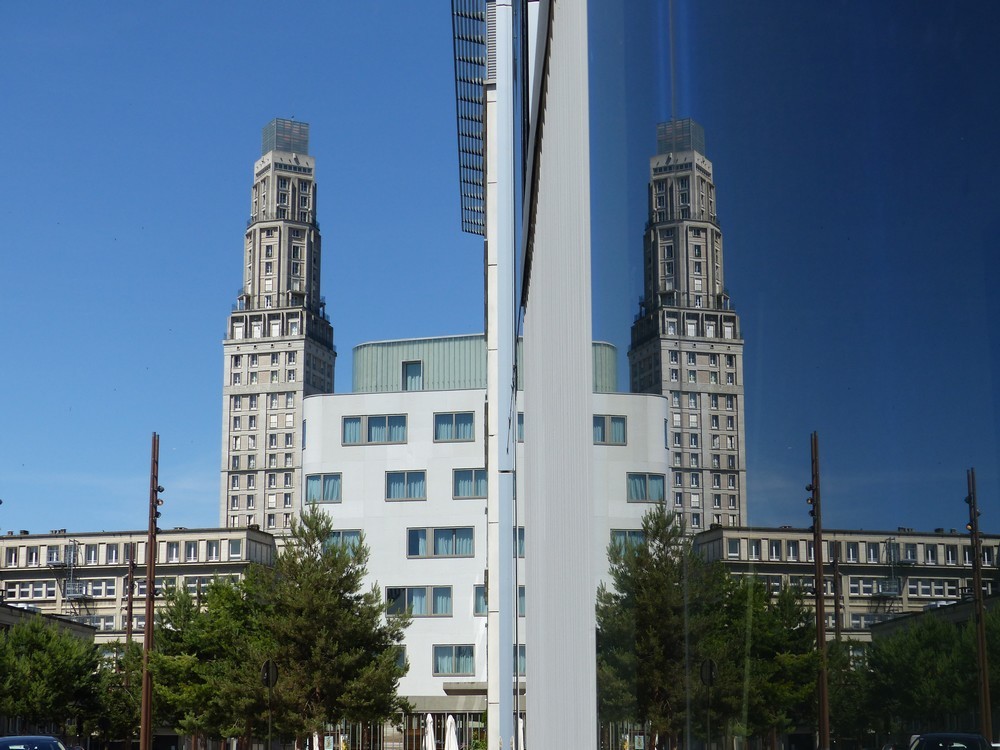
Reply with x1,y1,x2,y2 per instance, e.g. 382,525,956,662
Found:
1,2,998,536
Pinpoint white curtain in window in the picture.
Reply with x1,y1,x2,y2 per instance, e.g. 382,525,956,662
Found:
627,474,647,501
454,470,482,497
434,414,452,440
455,645,474,674
434,529,453,556
408,587,427,615
408,472,426,498
388,415,407,442
343,418,361,444
610,417,626,444
323,475,340,502
368,417,387,443
593,416,604,443
408,530,426,557
434,587,451,615
456,528,474,555
387,473,405,499
404,363,422,390
456,413,473,440
306,475,321,503
434,646,453,674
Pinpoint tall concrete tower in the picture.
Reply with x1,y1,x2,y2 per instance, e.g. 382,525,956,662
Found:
220,119,336,531
628,119,747,528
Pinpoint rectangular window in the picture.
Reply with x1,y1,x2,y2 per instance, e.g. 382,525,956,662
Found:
593,415,627,445
327,529,362,548
402,361,423,391
627,473,665,502
105,545,118,565
386,470,427,500
166,542,180,563
474,585,487,616
453,469,487,498
228,540,243,560
434,412,475,442
727,539,740,558
386,586,452,617
433,645,475,676
611,529,645,547
306,473,342,503
207,540,220,561
185,542,198,562
342,414,408,445
407,527,474,558
515,527,525,558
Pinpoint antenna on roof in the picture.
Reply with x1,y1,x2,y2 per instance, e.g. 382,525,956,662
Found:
669,0,677,121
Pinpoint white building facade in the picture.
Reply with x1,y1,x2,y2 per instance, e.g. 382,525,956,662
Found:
301,335,671,715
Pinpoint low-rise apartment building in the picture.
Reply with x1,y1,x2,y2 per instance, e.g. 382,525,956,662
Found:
0,526,276,645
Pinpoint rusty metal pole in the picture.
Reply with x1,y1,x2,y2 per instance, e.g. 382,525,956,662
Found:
807,432,830,750
967,468,993,741
139,433,162,750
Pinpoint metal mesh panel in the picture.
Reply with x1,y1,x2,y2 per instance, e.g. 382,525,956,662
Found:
451,0,488,235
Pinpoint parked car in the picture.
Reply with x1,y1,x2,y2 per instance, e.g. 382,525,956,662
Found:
909,733,991,750
0,737,67,750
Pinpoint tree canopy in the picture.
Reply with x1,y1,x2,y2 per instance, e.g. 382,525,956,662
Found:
151,506,409,743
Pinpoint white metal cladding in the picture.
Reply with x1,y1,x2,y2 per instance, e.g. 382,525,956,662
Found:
522,0,597,746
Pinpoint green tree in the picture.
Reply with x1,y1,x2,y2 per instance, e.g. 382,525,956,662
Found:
260,506,410,739
867,614,965,736
827,639,874,747
597,510,820,750
152,506,409,745
0,618,101,733
94,639,143,744
596,505,697,743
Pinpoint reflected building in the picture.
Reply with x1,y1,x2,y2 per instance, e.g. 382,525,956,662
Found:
629,119,748,528
220,119,337,531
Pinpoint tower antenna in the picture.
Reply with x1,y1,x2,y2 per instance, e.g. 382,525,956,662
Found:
669,0,677,120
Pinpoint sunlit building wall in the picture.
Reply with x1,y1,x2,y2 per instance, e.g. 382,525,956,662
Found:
629,119,748,528
220,119,337,532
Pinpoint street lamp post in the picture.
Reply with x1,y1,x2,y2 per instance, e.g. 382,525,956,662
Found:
966,468,992,741
139,433,164,750
807,432,830,750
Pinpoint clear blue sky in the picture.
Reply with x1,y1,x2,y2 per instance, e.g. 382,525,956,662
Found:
1,2,998,536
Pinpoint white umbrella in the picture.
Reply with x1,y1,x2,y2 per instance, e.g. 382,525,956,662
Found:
424,714,436,750
445,715,459,750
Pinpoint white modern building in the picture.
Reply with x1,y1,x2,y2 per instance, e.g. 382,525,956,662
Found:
301,334,672,718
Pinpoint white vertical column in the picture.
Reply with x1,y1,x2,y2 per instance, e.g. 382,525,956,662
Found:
487,1,516,749
523,2,596,750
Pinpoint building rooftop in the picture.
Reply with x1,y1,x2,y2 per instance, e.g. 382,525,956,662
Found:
262,118,309,156
656,118,706,156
